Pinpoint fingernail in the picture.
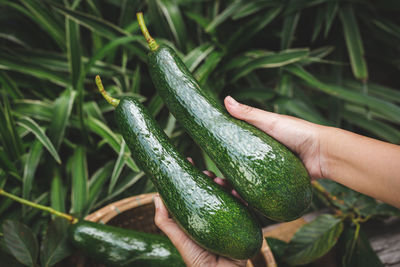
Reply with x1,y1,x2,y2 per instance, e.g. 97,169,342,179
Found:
225,96,239,107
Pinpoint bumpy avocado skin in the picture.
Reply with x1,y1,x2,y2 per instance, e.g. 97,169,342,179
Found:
114,97,262,259
68,220,185,267
148,45,313,222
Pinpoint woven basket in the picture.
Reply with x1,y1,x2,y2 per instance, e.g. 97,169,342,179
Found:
82,192,277,267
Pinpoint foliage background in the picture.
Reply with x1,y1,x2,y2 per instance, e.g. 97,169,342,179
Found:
0,0,399,266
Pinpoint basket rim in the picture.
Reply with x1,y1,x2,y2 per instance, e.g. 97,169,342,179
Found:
85,192,157,223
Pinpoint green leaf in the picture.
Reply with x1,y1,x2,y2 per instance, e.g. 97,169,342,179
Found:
227,6,282,52
359,202,400,217
283,99,330,125
40,218,73,267
339,227,383,267
339,6,368,81
311,6,324,42
2,220,38,267
86,117,138,172
284,0,328,14
84,36,142,74
49,89,76,149
266,237,288,262
324,1,338,37
344,80,400,104
0,51,69,86
232,48,309,82
284,214,344,265
341,109,400,143
0,72,22,99
281,11,300,49
86,161,114,212
19,0,65,49
17,117,61,164
70,146,88,215
205,0,243,33
22,140,43,204
50,3,129,39
184,43,215,72
108,140,126,194
194,51,222,84
66,19,82,90
232,0,277,20
285,65,400,123
13,99,53,121
148,94,164,118
202,149,223,178
156,0,187,50
50,167,65,213
0,94,23,160
94,171,145,208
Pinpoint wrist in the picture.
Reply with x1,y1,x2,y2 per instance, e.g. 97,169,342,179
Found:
317,125,334,180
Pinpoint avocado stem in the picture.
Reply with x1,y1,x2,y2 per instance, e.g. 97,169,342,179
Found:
137,12,159,51
95,75,120,107
0,188,78,224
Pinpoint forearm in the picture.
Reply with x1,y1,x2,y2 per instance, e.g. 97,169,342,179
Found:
320,126,400,208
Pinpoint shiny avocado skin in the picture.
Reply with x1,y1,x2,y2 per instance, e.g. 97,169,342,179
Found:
148,45,312,222
68,220,185,267
114,97,262,259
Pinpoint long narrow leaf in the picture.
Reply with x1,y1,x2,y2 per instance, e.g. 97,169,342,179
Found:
232,48,309,82
156,0,187,50
70,146,88,215
108,140,126,194
50,167,65,213
205,0,243,33
17,117,61,164
20,0,65,49
49,89,76,149
86,117,138,171
339,6,368,81
281,11,300,49
285,65,400,123
50,3,130,39
22,140,43,206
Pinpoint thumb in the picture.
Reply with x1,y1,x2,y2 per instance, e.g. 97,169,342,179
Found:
224,96,280,134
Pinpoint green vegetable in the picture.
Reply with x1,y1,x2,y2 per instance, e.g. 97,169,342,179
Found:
69,220,185,267
137,13,312,222
95,76,262,259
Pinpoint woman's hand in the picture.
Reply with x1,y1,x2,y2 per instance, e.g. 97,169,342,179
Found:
224,96,325,180
154,194,247,267
224,96,400,208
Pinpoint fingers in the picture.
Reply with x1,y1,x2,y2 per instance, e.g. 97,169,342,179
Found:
154,194,186,242
224,96,281,135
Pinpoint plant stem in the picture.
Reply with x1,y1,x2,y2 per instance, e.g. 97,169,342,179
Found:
95,75,120,107
312,180,346,212
0,188,78,224
136,12,159,51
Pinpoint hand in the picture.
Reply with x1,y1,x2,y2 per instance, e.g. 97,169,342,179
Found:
224,96,325,180
154,194,247,267
224,96,400,207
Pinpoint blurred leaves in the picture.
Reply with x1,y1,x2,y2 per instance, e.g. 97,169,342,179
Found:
40,218,73,267
284,214,344,265
2,220,38,267
0,0,399,265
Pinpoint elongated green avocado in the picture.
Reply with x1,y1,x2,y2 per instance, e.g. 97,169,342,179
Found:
68,220,185,267
138,14,312,222
95,77,262,259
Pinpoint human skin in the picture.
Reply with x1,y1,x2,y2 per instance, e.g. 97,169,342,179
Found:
154,95,400,267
